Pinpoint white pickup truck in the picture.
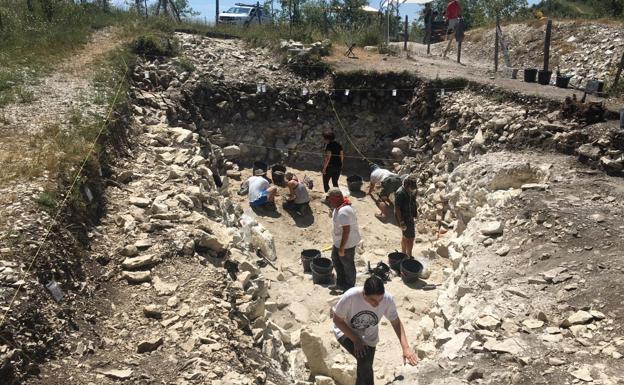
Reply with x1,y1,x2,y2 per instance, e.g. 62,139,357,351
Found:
217,4,271,26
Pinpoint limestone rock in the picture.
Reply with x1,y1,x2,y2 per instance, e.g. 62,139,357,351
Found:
480,221,503,236
122,270,152,284
561,310,593,328
223,145,241,158
99,368,133,380
483,338,523,355
475,315,500,330
122,254,159,270
137,336,163,353
570,366,593,382
129,196,151,208
152,276,178,296
143,305,163,319
300,329,330,377
314,375,336,385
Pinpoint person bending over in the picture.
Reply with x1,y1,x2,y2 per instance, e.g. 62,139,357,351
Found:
244,169,278,208
332,276,418,385
367,164,402,221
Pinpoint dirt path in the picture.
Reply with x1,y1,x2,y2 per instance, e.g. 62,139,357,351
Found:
230,168,450,383
0,26,124,228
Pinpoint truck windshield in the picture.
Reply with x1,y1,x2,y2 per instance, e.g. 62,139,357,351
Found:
225,7,250,14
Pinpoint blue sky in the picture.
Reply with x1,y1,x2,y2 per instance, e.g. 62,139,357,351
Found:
115,0,541,23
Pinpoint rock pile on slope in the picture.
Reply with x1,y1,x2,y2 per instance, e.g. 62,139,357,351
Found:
461,21,624,87
393,88,622,232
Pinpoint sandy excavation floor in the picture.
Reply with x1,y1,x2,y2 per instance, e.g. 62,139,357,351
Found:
230,167,450,383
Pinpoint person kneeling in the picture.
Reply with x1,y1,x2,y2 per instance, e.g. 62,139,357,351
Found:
332,276,418,385
245,169,278,209
282,172,310,215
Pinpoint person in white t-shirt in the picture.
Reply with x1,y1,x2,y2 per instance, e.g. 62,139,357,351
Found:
244,169,278,208
332,276,418,385
328,188,361,290
367,163,402,221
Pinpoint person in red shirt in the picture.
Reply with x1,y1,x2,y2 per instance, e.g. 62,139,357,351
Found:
443,0,462,58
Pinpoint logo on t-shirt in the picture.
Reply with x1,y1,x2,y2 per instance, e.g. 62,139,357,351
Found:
350,311,379,330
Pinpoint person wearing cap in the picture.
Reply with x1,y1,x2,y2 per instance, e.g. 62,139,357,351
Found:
332,275,418,385
283,171,311,214
367,164,402,221
394,174,418,257
322,131,344,193
244,169,278,208
328,188,361,290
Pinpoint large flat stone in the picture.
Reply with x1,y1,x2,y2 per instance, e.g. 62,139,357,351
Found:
122,254,159,270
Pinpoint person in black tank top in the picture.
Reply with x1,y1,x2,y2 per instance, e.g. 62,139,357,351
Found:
322,131,344,193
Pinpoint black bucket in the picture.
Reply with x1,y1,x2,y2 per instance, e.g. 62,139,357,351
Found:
253,161,268,175
388,251,408,273
311,257,334,284
347,175,363,192
524,68,538,83
400,258,423,284
538,70,552,85
301,249,321,273
271,164,287,186
556,75,572,89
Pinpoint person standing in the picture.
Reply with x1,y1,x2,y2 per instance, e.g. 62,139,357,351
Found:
442,0,461,59
322,131,344,193
394,175,418,257
328,188,361,290
332,275,418,385
367,164,402,221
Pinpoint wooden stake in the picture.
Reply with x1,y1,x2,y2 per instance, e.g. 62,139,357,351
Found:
495,15,499,73
612,51,624,90
426,10,432,54
543,19,552,72
404,15,408,51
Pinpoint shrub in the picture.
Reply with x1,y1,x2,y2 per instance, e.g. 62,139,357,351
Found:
132,33,177,57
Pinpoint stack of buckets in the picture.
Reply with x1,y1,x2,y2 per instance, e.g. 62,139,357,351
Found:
301,249,333,284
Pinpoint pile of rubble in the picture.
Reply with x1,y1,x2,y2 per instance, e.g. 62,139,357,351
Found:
392,88,622,230
390,152,624,385
461,21,624,87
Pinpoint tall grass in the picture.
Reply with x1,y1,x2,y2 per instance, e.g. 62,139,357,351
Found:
0,2,138,105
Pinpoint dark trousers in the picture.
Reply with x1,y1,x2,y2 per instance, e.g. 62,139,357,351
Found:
338,336,376,385
331,246,356,289
323,169,341,192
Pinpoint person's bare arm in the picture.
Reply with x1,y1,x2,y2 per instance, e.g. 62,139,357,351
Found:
340,150,344,164
367,181,376,195
390,317,418,365
287,181,296,201
333,313,366,358
339,225,350,256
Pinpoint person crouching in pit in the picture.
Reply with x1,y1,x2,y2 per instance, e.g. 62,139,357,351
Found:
332,275,418,385
245,169,278,209
283,172,311,215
